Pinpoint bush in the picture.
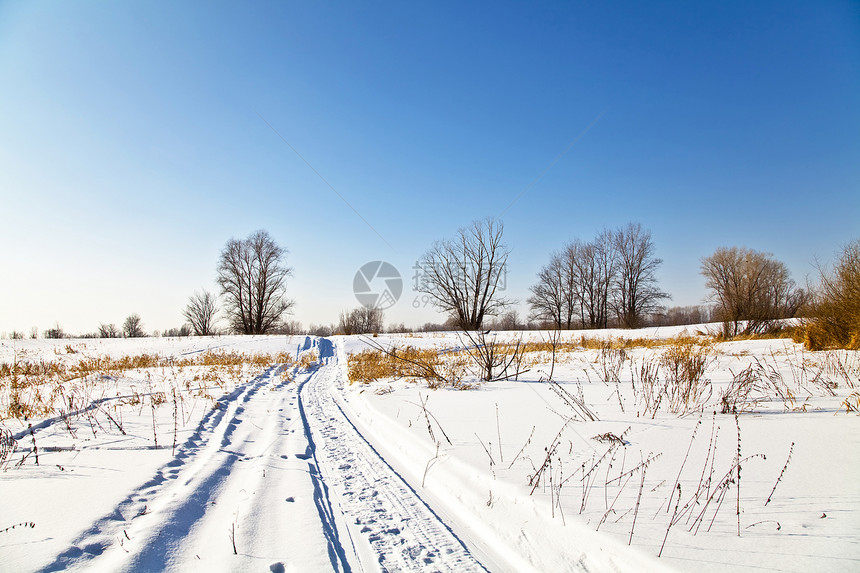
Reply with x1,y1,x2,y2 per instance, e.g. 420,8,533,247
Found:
123,314,145,338
701,247,806,337
44,324,65,339
803,239,860,350
347,345,468,389
338,307,384,335
660,340,713,414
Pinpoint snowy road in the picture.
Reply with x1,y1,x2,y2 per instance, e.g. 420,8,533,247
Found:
298,338,488,573
32,337,488,573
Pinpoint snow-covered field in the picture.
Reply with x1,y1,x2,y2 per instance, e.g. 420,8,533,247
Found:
1,328,858,572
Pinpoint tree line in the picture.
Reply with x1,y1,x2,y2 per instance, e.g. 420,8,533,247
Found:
413,218,841,343
14,223,856,347
527,222,669,330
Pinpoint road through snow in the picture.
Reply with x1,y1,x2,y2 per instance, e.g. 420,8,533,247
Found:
298,337,488,573
31,337,488,573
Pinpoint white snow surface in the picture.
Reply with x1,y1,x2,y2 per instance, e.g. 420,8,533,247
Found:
0,329,858,572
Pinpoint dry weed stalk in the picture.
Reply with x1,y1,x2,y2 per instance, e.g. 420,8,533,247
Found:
782,346,833,396
824,351,859,389
1,521,35,534
721,365,770,414
668,421,701,512
172,387,179,456
542,329,562,382
409,394,452,446
508,425,536,469
660,341,713,414
595,343,627,384
28,422,38,466
547,380,598,422
632,359,663,418
765,441,794,506
629,454,649,545
495,403,504,464
422,441,443,487
529,421,569,494
459,330,531,382
658,483,682,557
579,438,627,513
0,427,16,470
843,391,860,414
735,414,742,536
229,521,238,555
475,432,496,467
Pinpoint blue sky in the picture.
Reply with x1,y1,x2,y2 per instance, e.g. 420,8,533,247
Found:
1,0,858,334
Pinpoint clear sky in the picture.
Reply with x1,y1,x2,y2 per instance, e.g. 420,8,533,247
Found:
1,0,858,335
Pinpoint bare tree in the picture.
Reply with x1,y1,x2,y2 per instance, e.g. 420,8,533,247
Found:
564,233,617,329
309,323,334,337
416,218,512,330
593,230,618,328
338,306,384,335
530,224,668,330
98,323,120,338
530,236,614,330
163,325,192,337
280,320,304,335
183,290,219,336
217,230,294,334
44,322,65,339
493,310,522,330
701,247,804,337
652,305,714,327
612,223,670,328
123,314,145,338
528,251,567,328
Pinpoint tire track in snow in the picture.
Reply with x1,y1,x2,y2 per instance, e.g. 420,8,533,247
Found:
300,338,489,573
34,368,274,572
35,363,349,573
31,336,487,573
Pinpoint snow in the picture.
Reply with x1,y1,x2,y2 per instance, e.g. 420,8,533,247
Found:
1,329,858,572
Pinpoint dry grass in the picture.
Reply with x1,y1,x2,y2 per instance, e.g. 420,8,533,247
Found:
347,335,719,396
822,351,859,389
350,333,848,420
626,339,715,417
799,238,860,350
0,350,294,420
660,341,713,414
843,391,860,415
595,343,627,383
579,334,714,350
347,345,470,389
721,365,763,414
297,350,319,370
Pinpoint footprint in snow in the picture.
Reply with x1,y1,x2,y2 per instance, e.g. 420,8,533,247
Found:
83,543,104,556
